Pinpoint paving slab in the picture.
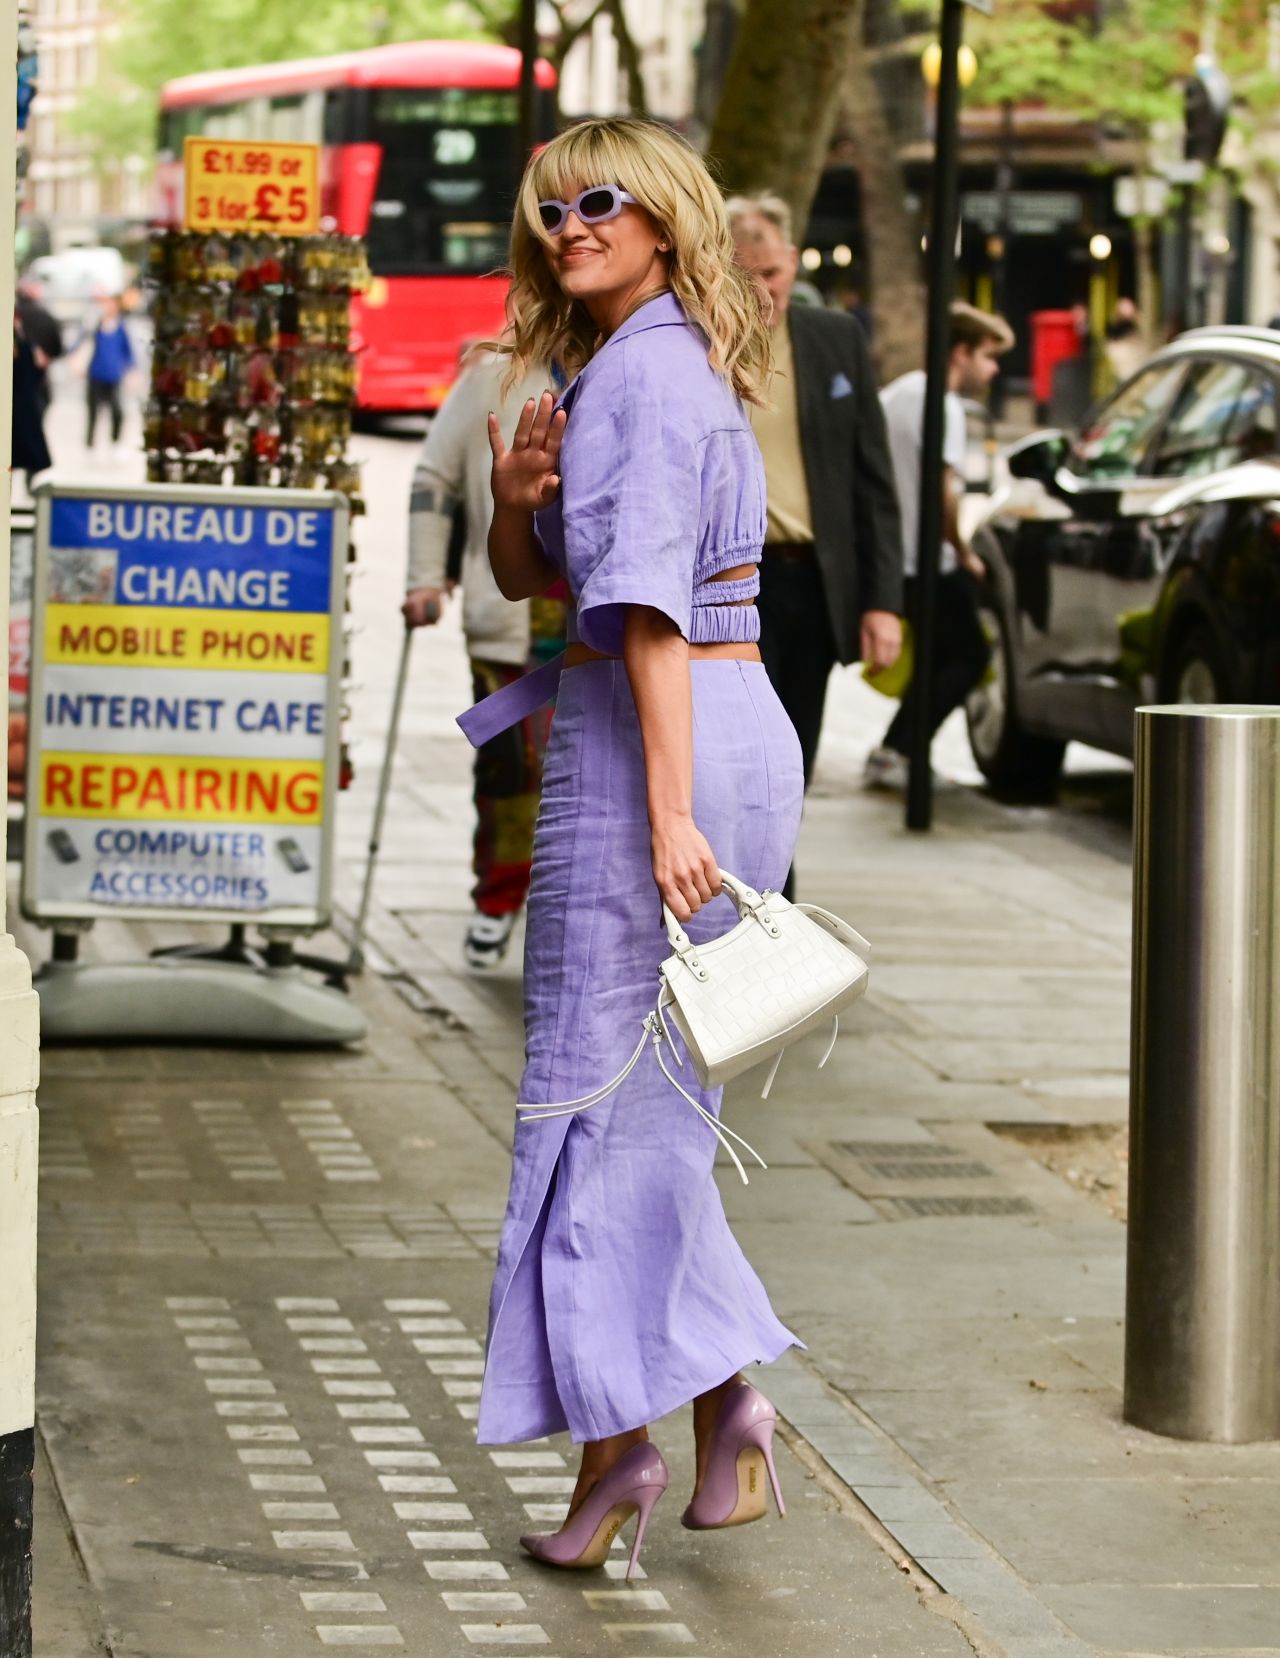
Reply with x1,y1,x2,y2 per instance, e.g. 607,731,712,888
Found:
25,967,974,1658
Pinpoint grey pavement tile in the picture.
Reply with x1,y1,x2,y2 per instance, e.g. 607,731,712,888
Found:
858,1485,953,1525
919,1558,1087,1642
822,1454,919,1489
944,1477,1280,1586
720,1166,880,1226
884,1521,988,1561
889,1036,1130,1086
907,1001,1129,1044
873,966,1129,1009
795,1315,1122,1400
1039,1583,1280,1650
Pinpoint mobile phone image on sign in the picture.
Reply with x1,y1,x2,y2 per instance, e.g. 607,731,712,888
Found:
47,827,80,864
277,837,311,874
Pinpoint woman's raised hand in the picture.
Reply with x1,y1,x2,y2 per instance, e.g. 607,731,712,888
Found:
488,391,567,514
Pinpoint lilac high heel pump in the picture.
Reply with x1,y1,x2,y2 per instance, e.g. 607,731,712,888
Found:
681,1382,786,1530
520,1441,669,1581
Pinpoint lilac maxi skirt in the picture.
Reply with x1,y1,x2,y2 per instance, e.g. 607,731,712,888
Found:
476,658,806,1446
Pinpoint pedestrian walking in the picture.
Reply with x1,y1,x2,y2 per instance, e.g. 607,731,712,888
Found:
404,348,566,969
865,301,1013,790
471,117,803,1575
728,194,903,896
82,293,135,451
1104,296,1146,385
16,277,63,415
12,313,52,490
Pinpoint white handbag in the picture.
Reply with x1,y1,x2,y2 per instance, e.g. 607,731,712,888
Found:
517,871,871,1184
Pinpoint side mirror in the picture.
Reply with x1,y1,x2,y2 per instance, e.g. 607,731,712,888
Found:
1007,430,1069,485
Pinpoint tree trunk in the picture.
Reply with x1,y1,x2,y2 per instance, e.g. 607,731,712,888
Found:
707,0,862,236
604,0,648,115
838,7,925,381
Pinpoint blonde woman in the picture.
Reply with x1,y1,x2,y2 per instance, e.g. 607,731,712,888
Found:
468,117,802,1578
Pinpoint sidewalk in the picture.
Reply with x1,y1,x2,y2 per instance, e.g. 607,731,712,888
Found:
18,396,1280,1656
330,639,1280,1656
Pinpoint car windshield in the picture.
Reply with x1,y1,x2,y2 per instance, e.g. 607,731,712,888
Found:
1070,362,1185,480
1150,361,1271,477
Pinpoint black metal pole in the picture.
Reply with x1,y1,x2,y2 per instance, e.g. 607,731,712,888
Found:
906,0,966,831
518,0,539,166
989,96,1014,419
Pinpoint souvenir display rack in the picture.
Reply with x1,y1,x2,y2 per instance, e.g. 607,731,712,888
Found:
143,226,371,798
144,229,370,512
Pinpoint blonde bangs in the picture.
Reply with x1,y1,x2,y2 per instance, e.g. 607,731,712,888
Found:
500,118,772,407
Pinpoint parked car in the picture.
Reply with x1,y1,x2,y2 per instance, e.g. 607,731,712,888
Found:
22,246,129,326
965,326,1280,790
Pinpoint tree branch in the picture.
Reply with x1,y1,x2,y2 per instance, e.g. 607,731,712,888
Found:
603,0,648,115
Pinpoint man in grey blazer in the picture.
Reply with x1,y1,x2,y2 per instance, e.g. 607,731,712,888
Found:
730,195,903,891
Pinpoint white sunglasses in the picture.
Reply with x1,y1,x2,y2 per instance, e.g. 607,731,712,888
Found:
536,184,639,235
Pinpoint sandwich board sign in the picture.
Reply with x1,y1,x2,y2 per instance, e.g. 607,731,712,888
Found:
23,482,347,929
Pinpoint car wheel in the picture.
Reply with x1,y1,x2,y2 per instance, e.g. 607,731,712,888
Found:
965,591,1067,794
1164,626,1229,705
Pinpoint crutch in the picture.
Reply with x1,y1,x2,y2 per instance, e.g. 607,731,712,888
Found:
346,606,434,972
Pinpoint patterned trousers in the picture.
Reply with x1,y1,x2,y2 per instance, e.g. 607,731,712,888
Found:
469,596,566,917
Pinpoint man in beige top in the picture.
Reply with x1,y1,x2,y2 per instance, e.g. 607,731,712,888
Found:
730,195,903,894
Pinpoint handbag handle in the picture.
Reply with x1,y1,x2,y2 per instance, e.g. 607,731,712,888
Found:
662,868,775,963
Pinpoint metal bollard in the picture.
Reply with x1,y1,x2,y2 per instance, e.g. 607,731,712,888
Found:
1125,706,1280,1442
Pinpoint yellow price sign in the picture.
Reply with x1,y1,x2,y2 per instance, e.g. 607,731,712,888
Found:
183,136,320,236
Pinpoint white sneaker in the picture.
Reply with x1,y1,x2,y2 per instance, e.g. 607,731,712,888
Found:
863,746,910,790
464,911,517,970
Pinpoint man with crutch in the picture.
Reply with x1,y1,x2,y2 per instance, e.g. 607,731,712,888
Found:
402,349,562,969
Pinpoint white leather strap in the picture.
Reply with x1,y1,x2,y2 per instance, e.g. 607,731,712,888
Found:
757,1014,838,1102
661,868,780,959
516,1008,768,1185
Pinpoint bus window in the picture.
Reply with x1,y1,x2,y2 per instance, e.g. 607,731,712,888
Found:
158,105,201,157
267,94,323,144
203,101,251,140
268,96,306,141
323,88,351,146
362,87,524,277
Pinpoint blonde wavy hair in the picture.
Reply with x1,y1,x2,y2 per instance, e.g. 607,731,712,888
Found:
501,117,772,406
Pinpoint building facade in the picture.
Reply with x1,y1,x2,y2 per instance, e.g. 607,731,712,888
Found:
554,0,704,126
23,0,149,257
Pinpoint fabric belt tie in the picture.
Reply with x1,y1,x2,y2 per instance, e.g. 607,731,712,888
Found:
457,651,566,749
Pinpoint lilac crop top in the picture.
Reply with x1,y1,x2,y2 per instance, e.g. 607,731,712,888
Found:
456,293,765,751
534,291,765,652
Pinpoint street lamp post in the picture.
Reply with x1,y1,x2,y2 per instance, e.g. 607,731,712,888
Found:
908,0,973,831
1089,231,1112,397
990,96,1014,418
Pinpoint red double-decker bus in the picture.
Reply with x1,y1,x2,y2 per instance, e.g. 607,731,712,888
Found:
158,42,556,413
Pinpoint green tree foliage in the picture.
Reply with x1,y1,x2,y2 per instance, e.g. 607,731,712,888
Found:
966,0,1271,134
67,0,488,168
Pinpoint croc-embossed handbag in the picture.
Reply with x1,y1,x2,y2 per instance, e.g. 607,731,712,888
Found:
518,871,870,1184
